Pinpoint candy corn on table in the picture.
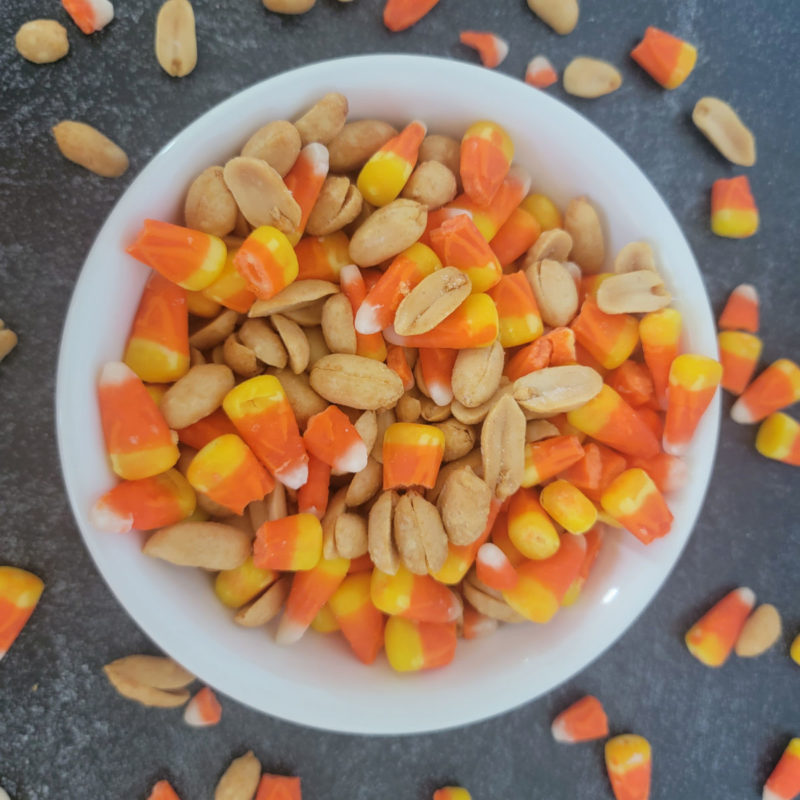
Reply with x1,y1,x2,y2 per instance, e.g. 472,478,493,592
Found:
1,1,799,798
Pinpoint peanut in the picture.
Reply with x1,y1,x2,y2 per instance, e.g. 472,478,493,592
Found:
234,577,291,626
524,259,579,327
238,318,289,368
451,378,512,425
396,393,422,423
433,418,476,462
348,199,427,267
563,57,622,98
334,512,369,558
310,354,404,410
241,120,302,177
294,92,348,146
283,300,326,328
613,241,657,274
321,293,357,355
223,333,263,378
328,120,397,172
393,267,471,336
345,457,382,506
692,97,756,167
184,166,239,236
526,419,560,442
368,490,400,574
418,135,461,186
269,368,327,429
52,121,129,178
103,666,190,708
263,0,316,12
155,0,197,78
513,365,603,416
188,308,239,350
527,0,579,35
393,491,448,575
159,364,235,429
525,227,573,264
463,571,526,623
437,466,492,545
0,321,18,363
400,161,457,209
596,269,671,314
734,604,782,657
143,521,251,569
248,279,338,317
103,655,194,689
305,176,363,236
214,751,262,800
15,19,69,64
451,340,505,408
354,410,378,453
271,314,310,373
564,196,605,273
480,394,526,501
370,408,396,464
322,487,348,559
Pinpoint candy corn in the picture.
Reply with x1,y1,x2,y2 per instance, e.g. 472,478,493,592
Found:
176,408,238,451
255,775,301,800
685,586,755,666
223,376,308,489
311,603,339,633
357,120,427,207
661,354,722,455
461,605,498,639
275,556,350,643
601,468,673,544
459,121,513,207
0,567,44,660
146,780,181,800
459,31,509,69
540,480,598,535
571,298,639,370
386,344,415,391
417,347,457,406
124,272,189,383
551,695,609,743
127,219,226,291
339,264,387,361
506,488,560,560
718,283,759,332
522,435,585,487
526,55,558,88
433,788,472,800
567,384,660,459
486,271,543,347
639,308,682,409
756,413,800,466
62,0,114,34
505,337,551,382
718,331,762,394
561,523,604,606
502,533,586,622
627,452,688,494
98,362,179,480
431,499,499,585
233,226,299,301
711,176,759,238
475,542,518,591
202,248,257,313
90,469,196,533
606,360,656,408
731,359,800,424
283,143,329,245
384,615,457,672
328,573,385,664
297,455,331,518
383,0,441,32
186,434,274,515
605,734,652,800
522,193,562,231
214,557,277,609
371,565,461,622
294,231,350,282
253,514,323,572
183,686,222,727
186,290,220,318
764,739,800,800
304,406,368,473
429,215,502,293
630,26,697,89
382,422,445,489
490,206,541,267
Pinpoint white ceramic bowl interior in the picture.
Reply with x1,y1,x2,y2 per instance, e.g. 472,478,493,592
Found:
56,55,719,735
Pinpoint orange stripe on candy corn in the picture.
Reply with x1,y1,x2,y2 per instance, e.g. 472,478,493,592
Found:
685,586,755,667
718,283,759,333
731,359,800,425
340,264,387,360
601,468,673,544
383,0,441,31
329,572,386,665
486,271,543,348
304,405,368,474
382,422,445,489
571,297,639,371
202,248,257,314
522,435,585,487
639,308,682,409
429,214,503,293
253,513,323,572
526,56,558,89
255,774,302,800
718,331,762,395
459,120,513,208
283,143,329,245
756,413,800,466
605,734,652,800
176,408,238,451
384,615,457,672
630,26,697,89
297,455,331,518
490,206,541,267
371,565,462,623
711,176,759,239
475,542,518,591
417,347,457,406
146,781,182,800
233,226,299,301
459,31,509,69
0,567,44,659
764,738,800,800
295,231,350,282
551,695,609,743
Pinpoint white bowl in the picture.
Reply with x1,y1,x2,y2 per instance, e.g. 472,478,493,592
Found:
56,54,719,735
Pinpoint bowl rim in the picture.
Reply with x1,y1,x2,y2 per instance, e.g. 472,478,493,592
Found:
55,53,720,735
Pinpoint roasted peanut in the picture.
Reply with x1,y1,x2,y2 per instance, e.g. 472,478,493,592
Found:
104,655,194,690
234,577,291,627
396,392,422,422
345,457,382,506
322,486,348,559
433,418,476,462
263,0,316,12
527,0,579,35
525,227,573,264
692,97,756,167
240,120,302,177
188,308,239,350
348,199,427,267
437,466,492,545
305,176,363,236
0,321,18,363
271,314,310,373
734,604,782,657
463,571,525,623
15,19,69,63
400,161,457,209
52,121,128,178
513,365,603,416
269,368,327,429
613,241,657,274
393,491,448,575
294,92,348,146
564,196,605,273
394,267,471,336
451,341,505,408
596,269,671,314
563,57,622,98
328,120,398,172
282,300,326,327
321,293,357,355
334,512,369,558
370,408,396,464
237,318,288,368
418,135,461,186
184,166,239,236
310,354,404,410
155,0,197,78
451,378,513,425
427,450,483,505
480,394,526,500
368,490,400,574
526,419,560,442
159,364,234,429
223,333,263,377
143,522,250,570
524,259,579,327
214,752,262,800
353,410,378,453
249,279,338,318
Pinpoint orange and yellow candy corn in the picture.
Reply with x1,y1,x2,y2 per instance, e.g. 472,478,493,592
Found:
685,586,755,666
0,567,44,660
202,248,256,313
718,283,759,333
461,605,497,639
490,205,541,267
551,695,609,743
711,175,759,238
146,780,182,800
417,347,457,406
124,272,189,383
355,243,441,334
295,231,351,282
223,375,308,489
371,565,461,623
568,384,660,459
459,120,513,207
62,0,114,34
606,360,656,408
304,407,366,475
486,271,543,347
233,225,299,301
502,533,585,622
382,422,445,490
764,738,800,800
522,434,585,487
311,603,340,633
383,0,441,32
560,441,625,501
214,557,277,609
297,455,331,518
639,308,682,409
627,452,688,494
186,290,220,318
460,31,509,69
429,214,502,293
386,344,415,391
340,264,387,361
571,297,639,370
662,354,722,455
756,413,800,466
98,361,179,480
433,788,472,800
718,331,762,395
90,469,196,533
255,774,301,800
186,434,274,515
127,219,226,291
631,26,697,89
475,542,518,591
526,56,558,89
283,143,329,245
183,686,222,727
507,488,560,560
253,513,323,572
562,523,604,606
540,479,598,535
357,120,427,207
731,359,800,424
176,408,237,451
601,468,673,544
384,293,499,349
275,556,350,644
522,193,562,231
329,572,385,664
605,734,652,800
504,337,551,382
384,615,457,672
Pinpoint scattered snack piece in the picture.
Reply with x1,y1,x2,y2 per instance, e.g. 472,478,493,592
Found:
103,654,194,707
183,686,222,726
605,735,651,800
459,32,509,69
62,0,114,34
763,739,800,800
147,780,182,800
685,587,755,667
563,57,622,98
551,694,609,743
639,308,682,409
525,55,558,88
433,788,471,800
0,567,45,660
600,468,672,544
458,121,513,209
718,283,759,333
630,26,696,89
692,97,756,167
263,0,316,13
718,331,762,395
711,176,759,238
0,320,18,362
756,413,800,466
155,0,197,78
253,514,323,571
52,120,128,177
14,19,69,63
215,751,261,800
475,542,517,591
731,359,800,424
526,0,579,35
383,0,440,32
791,634,800,666
734,603,782,658
255,774,302,800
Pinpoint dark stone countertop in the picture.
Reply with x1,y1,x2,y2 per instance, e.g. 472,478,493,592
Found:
1,1,798,797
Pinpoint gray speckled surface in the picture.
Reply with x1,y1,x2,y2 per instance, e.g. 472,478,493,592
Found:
1,1,799,798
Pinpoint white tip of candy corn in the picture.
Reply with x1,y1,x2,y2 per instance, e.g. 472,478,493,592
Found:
477,543,507,570
662,458,689,493
445,590,463,622
428,382,454,408
183,687,221,727
550,716,572,743
277,460,309,491
335,441,368,474
730,398,756,424
302,142,330,174
734,283,758,303
275,615,308,645
89,502,133,534
354,302,381,335
99,361,135,386
507,164,532,195
662,436,688,457
735,587,756,608
763,788,781,800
